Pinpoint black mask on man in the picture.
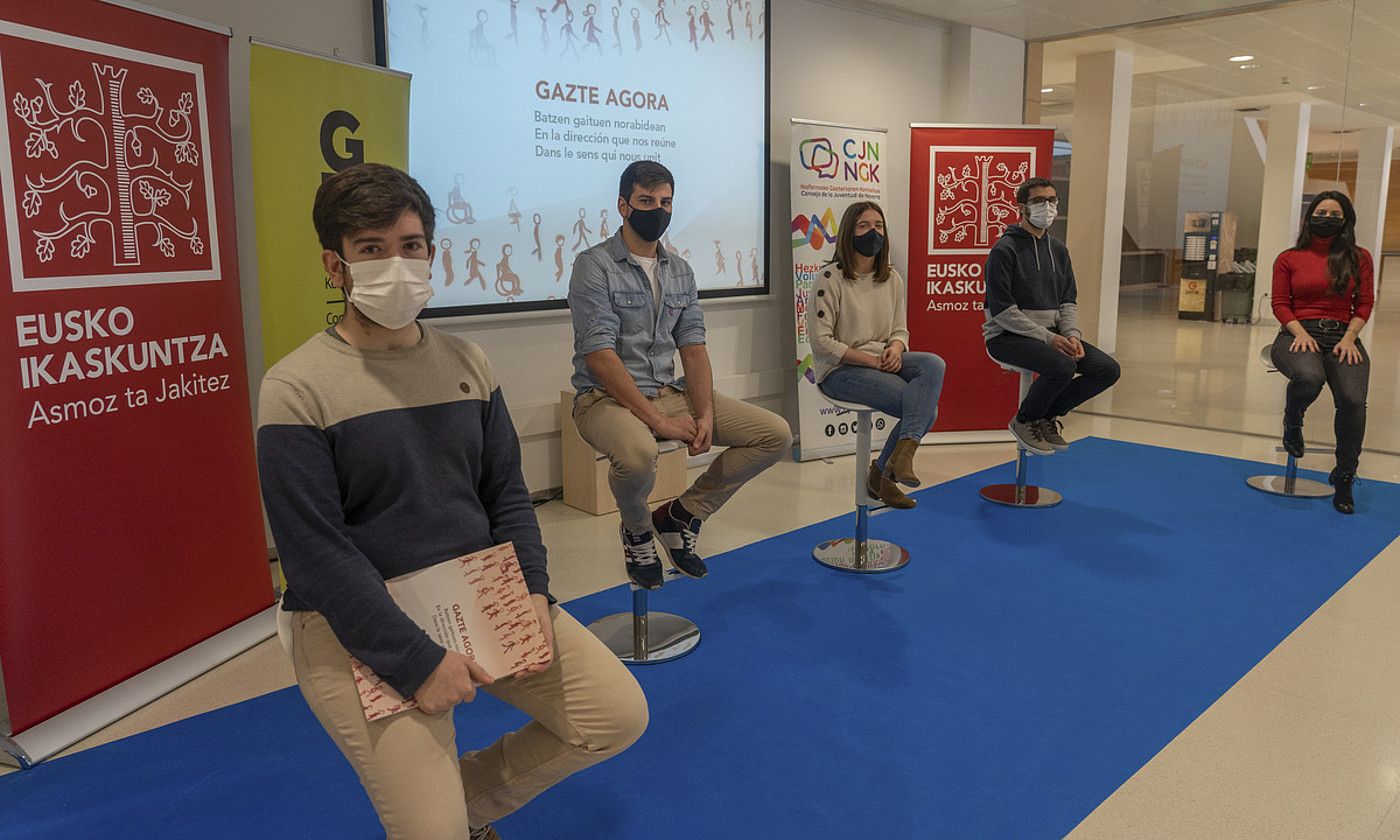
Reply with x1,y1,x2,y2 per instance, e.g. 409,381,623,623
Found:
626,204,671,242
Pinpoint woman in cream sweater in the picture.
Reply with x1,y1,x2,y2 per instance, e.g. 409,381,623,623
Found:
807,201,946,509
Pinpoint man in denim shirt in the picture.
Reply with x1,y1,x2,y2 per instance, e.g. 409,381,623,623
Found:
569,161,791,589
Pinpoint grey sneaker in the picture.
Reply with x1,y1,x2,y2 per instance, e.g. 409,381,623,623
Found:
1009,417,1055,454
1038,418,1068,451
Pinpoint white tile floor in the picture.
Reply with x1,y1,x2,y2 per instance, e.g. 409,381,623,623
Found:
5,300,1400,838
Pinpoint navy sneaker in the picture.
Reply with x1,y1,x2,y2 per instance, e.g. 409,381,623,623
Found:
652,501,708,579
621,526,664,589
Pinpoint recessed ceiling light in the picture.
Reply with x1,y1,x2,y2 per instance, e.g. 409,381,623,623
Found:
1238,64,1261,70
1358,102,1368,107
1229,54,1255,62
1306,85,1324,91
1041,87,1054,93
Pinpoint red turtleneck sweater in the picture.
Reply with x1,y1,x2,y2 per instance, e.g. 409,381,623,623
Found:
1271,237,1375,324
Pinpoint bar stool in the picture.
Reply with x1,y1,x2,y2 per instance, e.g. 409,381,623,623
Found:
1246,344,1332,498
980,357,1062,508
587,436,702,665
811,394,911,574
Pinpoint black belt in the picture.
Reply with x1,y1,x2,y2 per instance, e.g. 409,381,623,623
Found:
1302,318,1347,331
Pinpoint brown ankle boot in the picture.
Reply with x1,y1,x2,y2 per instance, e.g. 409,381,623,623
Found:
867,461,916,509
882,438,921,488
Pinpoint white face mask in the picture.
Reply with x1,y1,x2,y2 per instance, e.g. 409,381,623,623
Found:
1026,203,1057,230
340,255,434,330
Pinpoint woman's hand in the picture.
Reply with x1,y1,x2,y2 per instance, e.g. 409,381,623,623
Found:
878,341,904,373
1334,336,1363,365
1290,333,1319,353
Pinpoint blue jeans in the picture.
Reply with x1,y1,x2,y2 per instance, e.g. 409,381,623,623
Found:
818,351,946,469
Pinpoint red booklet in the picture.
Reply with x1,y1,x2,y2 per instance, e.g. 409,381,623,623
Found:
351,542,551,721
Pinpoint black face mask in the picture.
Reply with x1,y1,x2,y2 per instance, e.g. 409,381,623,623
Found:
626,204,671,242
853,229,885,257
1308,215,1345,238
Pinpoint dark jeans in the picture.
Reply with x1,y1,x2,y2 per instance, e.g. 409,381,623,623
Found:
1270,320,1369,472
986,332,1121,421
819,352,946,469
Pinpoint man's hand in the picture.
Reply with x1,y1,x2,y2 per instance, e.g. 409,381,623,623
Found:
415,649,494,714
1066,336,1086,359
878,341,905,373
689,410,714,456
1049,334,1078,358
514,594,556,680
651,413,697,443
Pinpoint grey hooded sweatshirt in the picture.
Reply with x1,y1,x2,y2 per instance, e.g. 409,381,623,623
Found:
982,223,1082,344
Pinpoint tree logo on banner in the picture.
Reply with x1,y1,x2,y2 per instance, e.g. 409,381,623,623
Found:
0,23,219,292
929,147,1033,254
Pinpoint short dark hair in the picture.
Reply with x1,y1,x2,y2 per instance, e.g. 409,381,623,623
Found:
619,160,674,200
1016,177,1056,206
313,163,435,254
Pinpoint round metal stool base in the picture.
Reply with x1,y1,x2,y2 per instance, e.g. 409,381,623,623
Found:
980,483,1063,508
1245,475,1333,498
588,612,700,665
812,538,910,574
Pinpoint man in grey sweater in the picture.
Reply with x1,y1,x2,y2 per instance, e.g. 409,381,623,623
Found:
983,177,1121,453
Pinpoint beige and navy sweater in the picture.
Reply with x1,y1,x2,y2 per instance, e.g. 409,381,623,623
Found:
257,325,548,700
807,265,911,383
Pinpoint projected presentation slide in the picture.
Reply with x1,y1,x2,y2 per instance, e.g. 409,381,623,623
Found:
381,0,769,315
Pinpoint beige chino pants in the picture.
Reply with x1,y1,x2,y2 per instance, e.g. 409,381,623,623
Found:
572,387,793,534
289,606,648,839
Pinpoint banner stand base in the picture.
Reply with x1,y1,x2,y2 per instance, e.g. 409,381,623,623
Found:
2,605,275,769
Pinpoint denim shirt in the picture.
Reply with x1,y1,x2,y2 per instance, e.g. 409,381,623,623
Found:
568,231,706,396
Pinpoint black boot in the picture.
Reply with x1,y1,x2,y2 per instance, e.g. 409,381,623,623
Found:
1329,468,1356,515
1282,422,1305,459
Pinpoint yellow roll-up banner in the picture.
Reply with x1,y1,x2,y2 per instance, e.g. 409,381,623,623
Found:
250,41,410,369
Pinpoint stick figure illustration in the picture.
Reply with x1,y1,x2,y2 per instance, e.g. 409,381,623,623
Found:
466,237,486,289
507,187,521,230
744,0,753,38
725,0,735,39
611,3,623,53
750,247,759,282
439,237,455,286
535,6,550,46
735,250,744,283
713,239,726,274
446,174,475,224
699,0,715,41
571,206,591,250
469,9,496,67
550,0,570,12
507,0,520,42
598,208,610,239
553,234,566,280
495,244,522,299
531,212,543,260
757,7,764,37
631,7,642,50
417,4,431,48
654,0,671,42
662,231,677,255
559,10,580,59
583,4,603,53
686,5,697,50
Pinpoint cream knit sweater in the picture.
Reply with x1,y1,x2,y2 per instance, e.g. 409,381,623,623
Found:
807,265,910,383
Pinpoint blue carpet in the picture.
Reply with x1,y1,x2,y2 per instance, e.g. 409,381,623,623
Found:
4,438,1398,840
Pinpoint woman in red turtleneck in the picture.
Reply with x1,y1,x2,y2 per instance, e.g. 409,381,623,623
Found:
1270,190,1374,514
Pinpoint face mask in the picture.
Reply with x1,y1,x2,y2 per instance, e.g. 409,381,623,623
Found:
340,255,434,330
1308,215,1345,238
1026,203,1057,230
852,229,885,258
626,204,671,242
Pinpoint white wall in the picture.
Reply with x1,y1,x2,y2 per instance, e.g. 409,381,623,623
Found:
137,0,1011,492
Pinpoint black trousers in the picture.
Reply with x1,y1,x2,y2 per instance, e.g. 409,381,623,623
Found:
1270,320,1369,472
986,332,1121,421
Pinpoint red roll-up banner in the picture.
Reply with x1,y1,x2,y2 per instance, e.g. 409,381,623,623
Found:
907,124,1055,433
0,1,270,737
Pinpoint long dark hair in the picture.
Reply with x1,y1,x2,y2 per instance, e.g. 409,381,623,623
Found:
1294,191,1360,298
831,201,892,282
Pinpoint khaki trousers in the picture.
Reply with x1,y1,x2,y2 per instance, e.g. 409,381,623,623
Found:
289,606,648,839
572,387,793,534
